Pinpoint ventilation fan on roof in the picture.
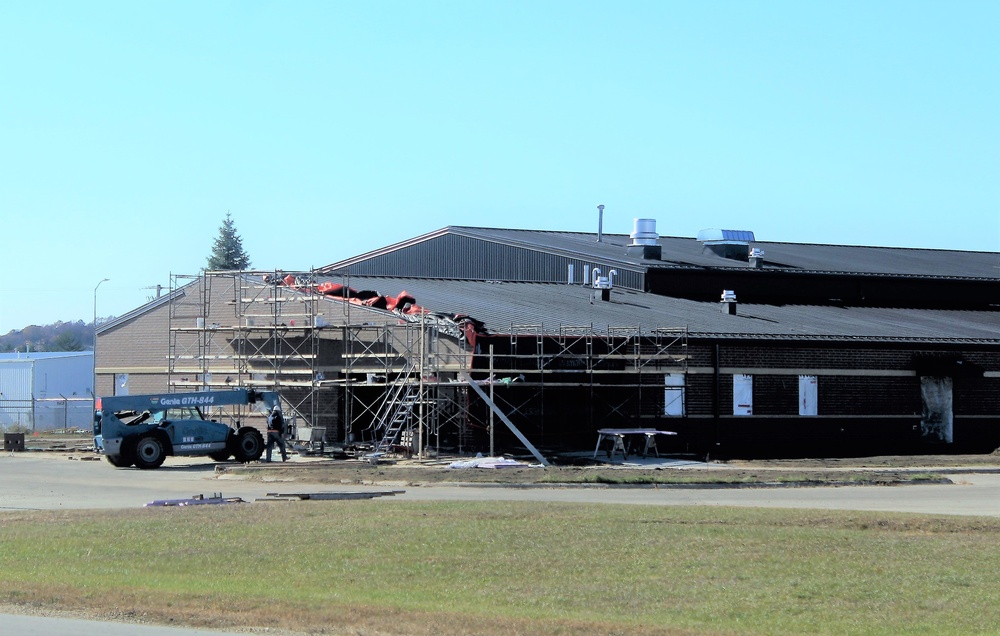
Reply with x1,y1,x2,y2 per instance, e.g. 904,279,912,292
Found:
624,218,662,260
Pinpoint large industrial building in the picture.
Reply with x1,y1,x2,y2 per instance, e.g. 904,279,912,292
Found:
0,351,95,432
94,221,1000,459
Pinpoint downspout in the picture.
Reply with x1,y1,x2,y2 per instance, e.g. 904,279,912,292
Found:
713,342,721,453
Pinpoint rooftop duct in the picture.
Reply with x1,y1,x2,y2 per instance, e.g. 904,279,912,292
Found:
625,218,662,260
721,289,737,315
749,247,765,268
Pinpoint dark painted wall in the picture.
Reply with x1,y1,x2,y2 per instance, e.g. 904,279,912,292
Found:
460,335,1000,459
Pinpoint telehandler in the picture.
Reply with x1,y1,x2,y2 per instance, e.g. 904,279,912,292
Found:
94,388,279,469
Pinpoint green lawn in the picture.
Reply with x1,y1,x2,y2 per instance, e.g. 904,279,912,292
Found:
1,502,998,635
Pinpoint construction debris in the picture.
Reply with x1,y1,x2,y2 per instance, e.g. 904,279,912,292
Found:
144,493,246,507
258,490,404,502
448,455,531,469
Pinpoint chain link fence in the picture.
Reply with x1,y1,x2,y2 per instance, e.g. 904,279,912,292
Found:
0,397,94,433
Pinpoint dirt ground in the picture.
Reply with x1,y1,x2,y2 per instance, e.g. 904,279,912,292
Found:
214,450,1000,487
17,431,1000,487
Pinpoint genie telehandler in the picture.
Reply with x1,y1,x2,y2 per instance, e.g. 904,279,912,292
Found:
94,388,279,469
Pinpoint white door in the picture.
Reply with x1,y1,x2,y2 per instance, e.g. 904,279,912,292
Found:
799,375,818,416
733,374,753,416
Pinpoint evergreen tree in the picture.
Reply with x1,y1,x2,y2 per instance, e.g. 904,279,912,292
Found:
207,212,252,270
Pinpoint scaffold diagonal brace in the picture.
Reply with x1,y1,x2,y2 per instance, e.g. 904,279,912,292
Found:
458,371,549,466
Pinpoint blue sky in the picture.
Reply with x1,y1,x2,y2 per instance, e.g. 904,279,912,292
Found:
1,1,997,332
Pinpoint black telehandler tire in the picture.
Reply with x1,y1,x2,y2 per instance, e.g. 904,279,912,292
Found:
232,427,264,463
134,433,167,469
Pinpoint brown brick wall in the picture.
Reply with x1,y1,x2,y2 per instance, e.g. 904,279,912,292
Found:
690,340,1000,418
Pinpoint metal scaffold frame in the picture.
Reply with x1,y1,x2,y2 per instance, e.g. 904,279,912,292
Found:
474,324,689,448
501,323,687,375
342,321,688,457
340,319,472,456
166,270,326,433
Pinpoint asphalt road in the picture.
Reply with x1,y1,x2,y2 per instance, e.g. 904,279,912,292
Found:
2,451,999,516
0,612,254,636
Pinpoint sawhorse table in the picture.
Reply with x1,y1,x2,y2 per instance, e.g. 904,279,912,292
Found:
594,428,678,460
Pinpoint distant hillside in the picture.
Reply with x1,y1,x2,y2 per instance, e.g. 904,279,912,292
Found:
0,320,97,353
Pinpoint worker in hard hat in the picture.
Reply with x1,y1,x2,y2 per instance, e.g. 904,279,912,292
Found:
264,404,288,462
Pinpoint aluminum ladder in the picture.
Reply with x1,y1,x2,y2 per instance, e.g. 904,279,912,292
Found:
373,385,419,454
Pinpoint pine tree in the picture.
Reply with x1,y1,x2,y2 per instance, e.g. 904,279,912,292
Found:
207,212,252,271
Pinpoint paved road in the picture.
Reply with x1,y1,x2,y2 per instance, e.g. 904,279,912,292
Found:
0,612,252,636
2,452,999,517
391,475,1000,517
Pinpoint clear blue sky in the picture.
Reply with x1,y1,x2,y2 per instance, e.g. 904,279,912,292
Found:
1,1,997,332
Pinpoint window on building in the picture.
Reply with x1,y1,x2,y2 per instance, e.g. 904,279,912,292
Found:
733,374,753,416
664,373,685,416
799,375,818,416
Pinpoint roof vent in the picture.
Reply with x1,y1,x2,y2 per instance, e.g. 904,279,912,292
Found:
749,247,764,268
625,218,662,260
721,289,737,315
592,268,617,302
698,228,756,261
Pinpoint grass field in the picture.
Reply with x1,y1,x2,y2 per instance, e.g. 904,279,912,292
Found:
2,501,999,635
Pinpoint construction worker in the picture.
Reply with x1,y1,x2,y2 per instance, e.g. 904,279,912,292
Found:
265,404,288,462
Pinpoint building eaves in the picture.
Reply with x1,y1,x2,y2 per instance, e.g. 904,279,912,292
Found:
96,286,187,334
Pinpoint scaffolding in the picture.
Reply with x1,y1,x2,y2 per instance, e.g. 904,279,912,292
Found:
167,270,328,433
167,271,689,456
473,324,690,450
340,318,472,456
339,321,688,456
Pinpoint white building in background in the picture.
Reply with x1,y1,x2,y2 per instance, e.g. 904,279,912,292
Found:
0,352,94,432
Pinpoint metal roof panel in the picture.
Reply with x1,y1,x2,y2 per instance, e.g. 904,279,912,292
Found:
314,275,1000,343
